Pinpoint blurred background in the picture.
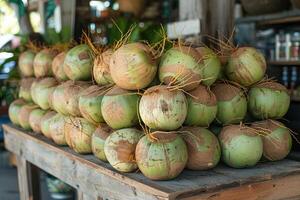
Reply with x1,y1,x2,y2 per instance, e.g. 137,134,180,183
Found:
1,0,300,199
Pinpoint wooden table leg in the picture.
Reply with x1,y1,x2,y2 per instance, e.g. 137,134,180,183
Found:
77,191,102,200
16,155,41,200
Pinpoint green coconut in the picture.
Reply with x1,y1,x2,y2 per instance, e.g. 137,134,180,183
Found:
251,120,292,161
18,50,35,77
184,85,217,127
78,85,108,124
49,113,67,145
93,49,114,85
136,131,188,180
159,46,221,91
226,47,266,86
33,49,58,78
8,99,26,125
91,123,114,162
109,42,157,90
219,125,263,168
52,81,73,114
180,127,221,170
139,85,187,131
29,108,47,133
63,44,93,81
47,85,56,110
40,111,57,139
18,103,39,130
52,51,68,81
33,78,58,110
195,47,221,86
212,83,247,125
64,117,96,154
248,82,290,119
104,128,143,172
19,78,35,102
101,86,140,129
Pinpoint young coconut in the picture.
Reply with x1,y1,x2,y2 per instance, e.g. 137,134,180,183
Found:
63,44,93,81
104,128,143,172
226,47,266,87
110,42,157,90
33,78,58,110
251,120,292,161
49,113,68,145
8,99,26,125
33,49,58,78
78,85,108,124
212,83,247,125
40,111,57,139
180,127,221,170
219,124,263,168
136,131,188,180
19,78,35,102
29,108,47,133
248,81,290,119
184,85,217,127
101,86,140,129
93,49,114,85
52,51,68,81
52,81,73,114
18,50,36,77
91,123,114,162
18,103,39,130
139,85,187,131
64,117,96,154
47,85,56,110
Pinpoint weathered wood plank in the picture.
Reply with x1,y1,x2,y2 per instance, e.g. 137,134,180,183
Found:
16,155,41,200
4,124,300,200
180,174,300,200
77,191,102,200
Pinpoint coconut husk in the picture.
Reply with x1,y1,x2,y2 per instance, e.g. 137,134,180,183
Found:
219,124,258,144
189,85,217,106
255,81,288,92
212,83,243,101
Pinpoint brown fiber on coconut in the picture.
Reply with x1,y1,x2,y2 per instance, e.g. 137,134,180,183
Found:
211,83,243,101
52,51,68,81
33,49,59,78
219,125,258,144
18,104,39,130
93,49,114,85
189,85,217,106
255,81,288,92
19,78,35,102
40,111,56,139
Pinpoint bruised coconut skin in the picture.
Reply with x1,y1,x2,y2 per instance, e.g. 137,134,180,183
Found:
139,85,187,131
19,78,35,102
18,103,39,130
29,108,47,133
104,128,143,172
19,50,35,77
180,127,221,170
33,49,58,78
92,123,114,161
93,49,114,85
184,85,217,127
159,46,202,91
195,47,221,86
219,125,263,168
40,111,56,139
248,82,290,119
110,43,157,90
32,78,58,110
101,86,140,129
78,85,107,124
212,83,247,125
135,131,188,180
52,52,68,81
63,44,93,81
9,99,26,125
49,113,67,145
251,120,292,161
64,117,96,154
226,47,266,86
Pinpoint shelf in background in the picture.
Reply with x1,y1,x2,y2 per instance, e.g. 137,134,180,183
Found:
268,60,300,66
236,10,300,26
291,96,300,102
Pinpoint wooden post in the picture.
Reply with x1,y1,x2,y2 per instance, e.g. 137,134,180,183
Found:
201,0,235,48
16,156,40,200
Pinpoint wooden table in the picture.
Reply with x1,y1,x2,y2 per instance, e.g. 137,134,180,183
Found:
3,124,300,200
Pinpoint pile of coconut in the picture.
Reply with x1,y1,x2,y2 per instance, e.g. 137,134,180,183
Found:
9,37,294,180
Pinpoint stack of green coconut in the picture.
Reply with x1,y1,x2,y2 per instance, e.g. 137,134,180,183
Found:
9,40,293,180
